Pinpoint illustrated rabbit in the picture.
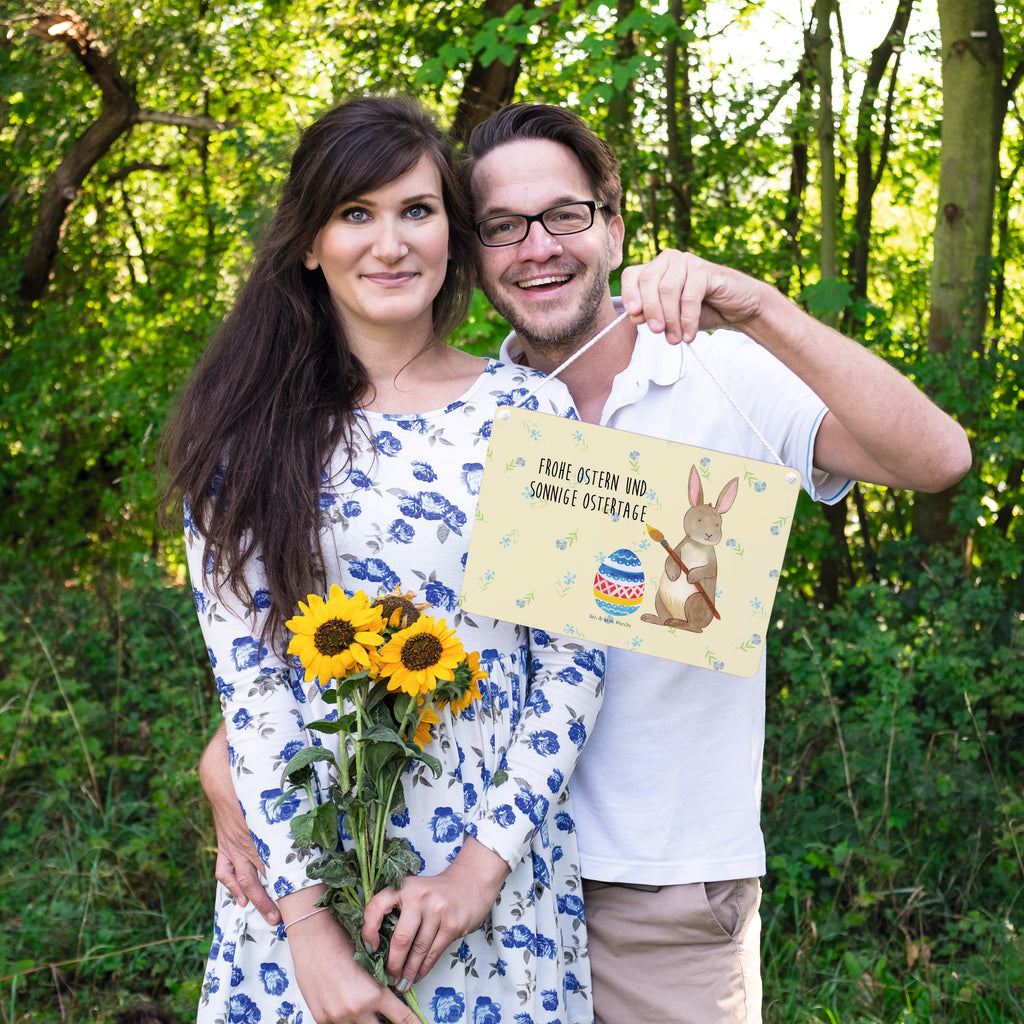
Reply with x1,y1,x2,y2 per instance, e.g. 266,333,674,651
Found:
641,464,739,633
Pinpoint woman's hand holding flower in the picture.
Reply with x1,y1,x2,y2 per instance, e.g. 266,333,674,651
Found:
361,836,511,992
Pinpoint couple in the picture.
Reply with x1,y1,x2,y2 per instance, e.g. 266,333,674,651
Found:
170,97,970,1024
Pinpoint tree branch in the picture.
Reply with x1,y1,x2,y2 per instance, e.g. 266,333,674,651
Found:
137,109,236,131
18,8,236,301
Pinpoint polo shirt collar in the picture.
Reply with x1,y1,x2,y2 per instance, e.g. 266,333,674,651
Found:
498,296,689,392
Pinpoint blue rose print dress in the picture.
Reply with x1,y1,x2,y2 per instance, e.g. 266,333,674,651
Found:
190,360,606,1024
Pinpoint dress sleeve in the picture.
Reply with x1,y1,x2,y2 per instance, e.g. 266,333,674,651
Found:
465,631,605,870
185,509,326,898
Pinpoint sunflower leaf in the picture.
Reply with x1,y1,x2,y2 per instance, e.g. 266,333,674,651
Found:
362,722,405,745
281,745,337,788
306,716,356,734
409,749,442,777
362,739,409,781
311,801,341,850
288,808,319,849
379,838,421,890
309,849,361,890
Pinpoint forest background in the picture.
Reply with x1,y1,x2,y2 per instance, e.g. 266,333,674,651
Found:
1,0,1021,1021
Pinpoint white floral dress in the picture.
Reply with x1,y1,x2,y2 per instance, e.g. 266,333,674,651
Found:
189,360,605,1024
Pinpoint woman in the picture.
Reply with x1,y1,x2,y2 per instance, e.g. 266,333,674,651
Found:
163,96,605,1024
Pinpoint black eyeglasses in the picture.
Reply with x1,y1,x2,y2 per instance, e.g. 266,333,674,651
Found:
474,200,608,247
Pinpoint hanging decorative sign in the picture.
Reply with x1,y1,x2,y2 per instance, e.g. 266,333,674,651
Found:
461,406,802,677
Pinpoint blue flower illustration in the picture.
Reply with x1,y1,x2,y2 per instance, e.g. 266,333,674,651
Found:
411,461,437,482
279,739,304,762
259,962,289,997
260,787,299,824
374,431,402,456
557,893,585,921
501,924,535,951
568,721,587,750
472,996,502,1024
347,557,400,591
227,993,261,1023
395,415,430,434
573,648,604,675
461,462,484,494
515,789,550,825
529,730,561,756
493,804,516,828
231,636,265,672
531,851,551,889
430,806,463,844
388,519,415,544
526,689,552,714
424,579,458,611
431,987,466,1023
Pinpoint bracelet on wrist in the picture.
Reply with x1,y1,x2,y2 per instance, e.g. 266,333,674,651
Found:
283,906,329,932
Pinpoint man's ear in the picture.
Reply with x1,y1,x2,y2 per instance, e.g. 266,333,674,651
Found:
608,212,625,271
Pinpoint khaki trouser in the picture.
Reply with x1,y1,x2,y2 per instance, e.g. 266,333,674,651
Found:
582,878,762,1024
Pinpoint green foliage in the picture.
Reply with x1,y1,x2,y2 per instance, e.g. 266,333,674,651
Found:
0,554,216,1021
762,542,1024,1023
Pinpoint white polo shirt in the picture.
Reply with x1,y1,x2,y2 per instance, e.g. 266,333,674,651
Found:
500,308,851,884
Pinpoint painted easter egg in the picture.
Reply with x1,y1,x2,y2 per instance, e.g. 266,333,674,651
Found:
593,548,645,617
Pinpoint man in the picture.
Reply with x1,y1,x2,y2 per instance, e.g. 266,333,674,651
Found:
201,104,970,1023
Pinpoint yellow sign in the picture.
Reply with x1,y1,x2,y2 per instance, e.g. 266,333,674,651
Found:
461,407,802,677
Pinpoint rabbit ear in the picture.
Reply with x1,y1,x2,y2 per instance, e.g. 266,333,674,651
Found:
689,465,704,507
715,476,740,513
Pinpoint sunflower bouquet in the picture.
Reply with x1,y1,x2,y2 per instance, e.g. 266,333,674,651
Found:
278,583,484,1019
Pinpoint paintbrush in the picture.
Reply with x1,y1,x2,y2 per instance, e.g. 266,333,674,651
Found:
646,524,721,620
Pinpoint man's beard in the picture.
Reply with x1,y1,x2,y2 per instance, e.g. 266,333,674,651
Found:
481,260,611,356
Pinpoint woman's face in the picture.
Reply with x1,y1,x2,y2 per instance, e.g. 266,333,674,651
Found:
304,154,450,339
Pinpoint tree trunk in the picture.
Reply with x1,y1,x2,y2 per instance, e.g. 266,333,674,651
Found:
806,0,838,291
664,0,693,249
848,0,914,311
450,0,535,144
606,0,637,199
913,0,1003,544
19,11,139,300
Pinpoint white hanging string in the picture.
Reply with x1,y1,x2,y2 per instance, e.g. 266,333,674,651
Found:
506,310,790,470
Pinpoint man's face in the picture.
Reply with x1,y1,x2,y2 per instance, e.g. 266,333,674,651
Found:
470,138,625,353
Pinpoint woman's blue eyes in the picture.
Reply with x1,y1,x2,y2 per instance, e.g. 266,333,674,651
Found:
338,204,435,222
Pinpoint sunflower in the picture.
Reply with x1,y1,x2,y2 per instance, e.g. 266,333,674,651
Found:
448,650,486,716
377,616,465,697
408,701,441,749
285,584,386,683
372,585,428,630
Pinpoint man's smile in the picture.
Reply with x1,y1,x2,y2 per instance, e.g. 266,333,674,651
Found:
515,274,573,290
